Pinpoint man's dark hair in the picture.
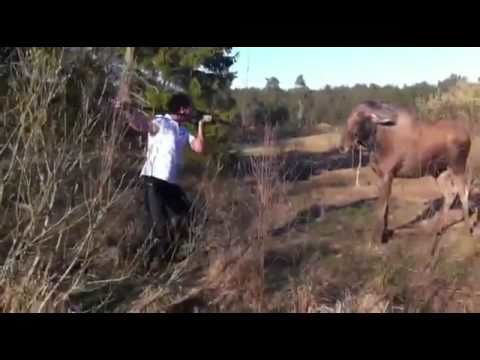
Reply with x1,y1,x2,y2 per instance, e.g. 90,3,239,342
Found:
167,93,192,114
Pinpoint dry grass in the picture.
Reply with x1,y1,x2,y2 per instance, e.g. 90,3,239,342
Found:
0,48,142,312
237,131,341,157
230,128,480,313
198,125,294,311
5,48,480,313
0,48,211,313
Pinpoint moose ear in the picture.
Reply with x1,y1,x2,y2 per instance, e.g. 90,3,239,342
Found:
370,112,396,125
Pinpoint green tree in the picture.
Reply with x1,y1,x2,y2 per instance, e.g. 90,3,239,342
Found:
295,74,306,88
133,47,238,118
117,47,239,160
0,47,27,96
291,75,311,128
265,77,280,90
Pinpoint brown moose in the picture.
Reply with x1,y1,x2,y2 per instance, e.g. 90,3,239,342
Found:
340,100,473,244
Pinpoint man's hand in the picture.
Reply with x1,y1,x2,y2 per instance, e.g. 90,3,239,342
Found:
199,114,213,124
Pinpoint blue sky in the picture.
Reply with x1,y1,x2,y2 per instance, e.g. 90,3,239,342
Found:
230,47,480,90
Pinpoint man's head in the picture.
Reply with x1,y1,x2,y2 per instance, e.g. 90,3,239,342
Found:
167,93,193,123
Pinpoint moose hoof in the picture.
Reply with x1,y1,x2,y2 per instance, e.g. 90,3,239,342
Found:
382,229,394,243
373,227,391,244
472,224,480,238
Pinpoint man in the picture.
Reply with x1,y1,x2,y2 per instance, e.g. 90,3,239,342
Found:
115,93,211,262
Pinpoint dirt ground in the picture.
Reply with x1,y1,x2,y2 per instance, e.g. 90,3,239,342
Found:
236,131,480,312
86,130,480,313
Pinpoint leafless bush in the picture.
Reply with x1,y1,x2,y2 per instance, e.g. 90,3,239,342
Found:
197,124,294,312
0,48,145,312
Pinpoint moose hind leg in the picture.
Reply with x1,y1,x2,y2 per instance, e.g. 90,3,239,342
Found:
430,170,458,257
452,172,473,234
434,170,458,235
374,174,393,244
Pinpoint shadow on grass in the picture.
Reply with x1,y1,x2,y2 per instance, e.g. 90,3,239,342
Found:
231,148,370,182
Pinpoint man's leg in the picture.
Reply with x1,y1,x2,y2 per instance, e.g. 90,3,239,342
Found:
173,185,193,243
160,182,193,257
143,176,170,263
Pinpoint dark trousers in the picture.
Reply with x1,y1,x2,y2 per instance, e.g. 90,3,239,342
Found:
142,175,191,258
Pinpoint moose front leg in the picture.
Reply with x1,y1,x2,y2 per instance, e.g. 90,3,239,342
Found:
374,174,393,244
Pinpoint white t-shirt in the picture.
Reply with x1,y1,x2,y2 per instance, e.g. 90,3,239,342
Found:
140,114,195,184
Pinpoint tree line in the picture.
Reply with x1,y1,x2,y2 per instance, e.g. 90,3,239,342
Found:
230,74,472,140
1,47,476,146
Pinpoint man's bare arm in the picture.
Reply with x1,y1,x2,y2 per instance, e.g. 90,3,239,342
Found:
190,115,212,154
114,101,158,135
190,121,205,153
127,109,159,134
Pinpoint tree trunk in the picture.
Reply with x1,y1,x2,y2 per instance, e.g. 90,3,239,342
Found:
118,47,135,104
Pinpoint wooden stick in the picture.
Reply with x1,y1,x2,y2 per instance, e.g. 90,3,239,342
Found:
355,147,362,187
